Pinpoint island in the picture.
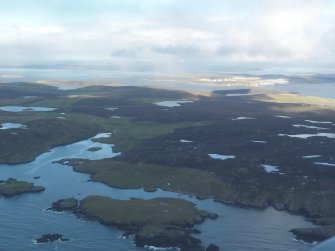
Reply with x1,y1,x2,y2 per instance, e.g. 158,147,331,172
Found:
87,146,102,152
35,233,70,243
50,196,218,251
0,178,45,197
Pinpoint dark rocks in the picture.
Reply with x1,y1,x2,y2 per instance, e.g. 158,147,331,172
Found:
196,196,207,200
57,195,217,251
134,228,204,251
48,198,79,212
87,147,102,152
191,229,202,234
309,218,335,226
35,233,70,243
206,244,220,251
30,186,45,193
290,225,335,243
143,187,157,192
207,212,219,220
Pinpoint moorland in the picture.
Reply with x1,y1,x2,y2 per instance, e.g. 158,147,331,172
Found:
1,82,335,248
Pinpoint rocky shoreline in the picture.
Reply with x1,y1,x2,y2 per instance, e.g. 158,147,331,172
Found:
0,178,45,197
2,83,335,249
290,225,335,244
47,198,78,212
58,158,335,244
49,196,219,251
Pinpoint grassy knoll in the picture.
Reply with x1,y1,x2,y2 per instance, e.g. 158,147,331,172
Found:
60,195,217,250
0,82,61,93
0,178,45,197
78,196,210,227
28,96,83,108
63,159,232,200
48,198,78,212
59,112,208,152
92,118,208,152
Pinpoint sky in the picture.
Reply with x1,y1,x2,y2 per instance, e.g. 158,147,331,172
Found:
0,0,335,72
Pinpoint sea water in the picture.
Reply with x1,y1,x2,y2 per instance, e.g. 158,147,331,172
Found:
0,134,314,251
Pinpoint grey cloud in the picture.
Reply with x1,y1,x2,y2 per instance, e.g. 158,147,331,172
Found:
217,42,295,60
110,49,140,58
153,44,198,55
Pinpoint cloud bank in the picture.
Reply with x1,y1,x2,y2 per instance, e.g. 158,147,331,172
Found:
0,0,334,72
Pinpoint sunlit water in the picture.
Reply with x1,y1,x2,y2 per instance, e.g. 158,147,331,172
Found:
1,68,335,98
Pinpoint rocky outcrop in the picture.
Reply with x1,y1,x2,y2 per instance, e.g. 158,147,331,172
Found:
35,233,70,243
51,195,218,251
87,147,102,152
48,198,78,212
290,225,335,243
135,227,204,251
206,244,220,251
0,178,45,197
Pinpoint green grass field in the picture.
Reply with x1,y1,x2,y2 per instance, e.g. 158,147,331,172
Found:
73,159,232,200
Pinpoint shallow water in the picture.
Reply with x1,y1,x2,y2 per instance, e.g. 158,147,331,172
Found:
0,123,26,130
231,117,255,120
179,139,193,143
208,153,235,160
154,100,193,107
275,115,293,119
0,134,314,251
0,106,57,112
279,133,335,139
265,83,335,99
305,120,333,124
251,140,267,143
312,237,335,251
314,162,335,167
293,124,329,130
261,164,279,173
303,155,322,159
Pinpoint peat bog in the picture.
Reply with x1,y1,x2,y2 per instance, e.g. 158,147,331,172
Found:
1,82,335,247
